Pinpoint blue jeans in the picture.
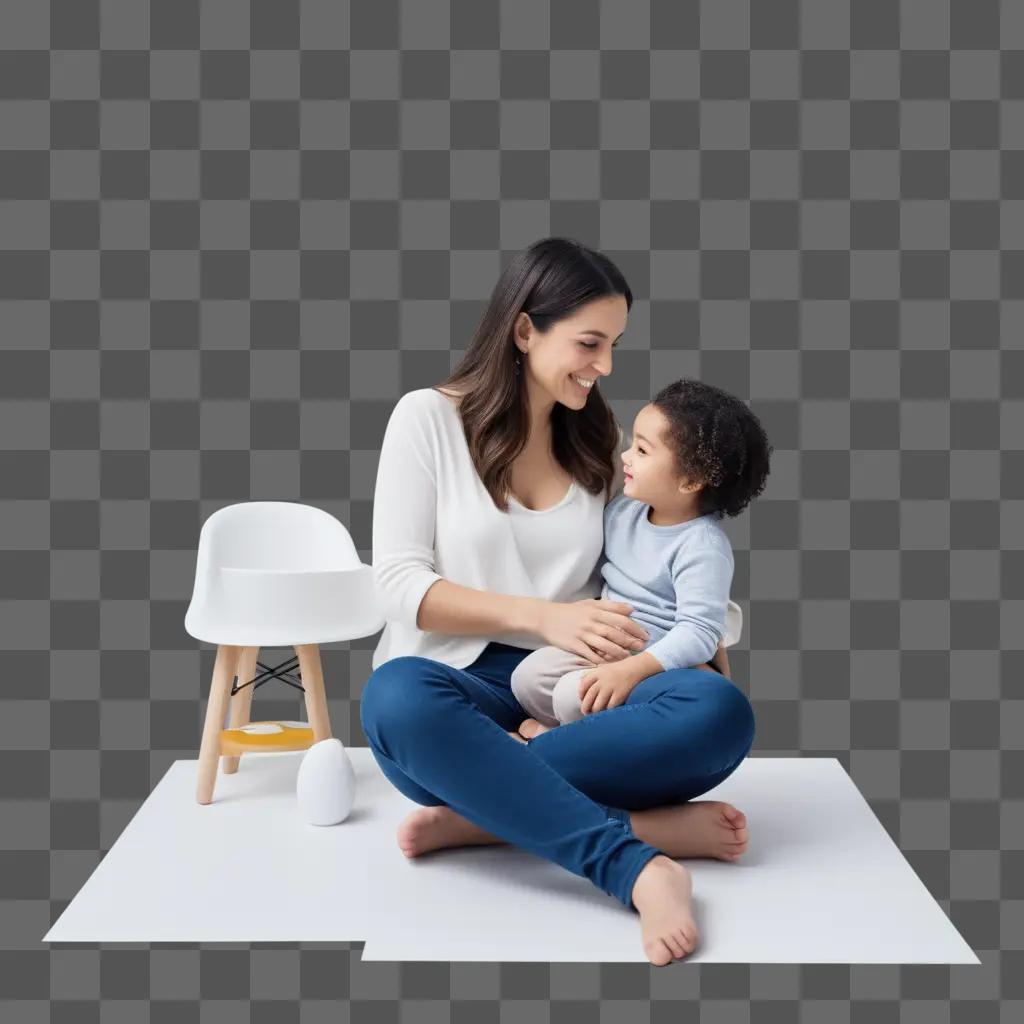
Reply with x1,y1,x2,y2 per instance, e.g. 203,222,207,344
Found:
359,641,756,911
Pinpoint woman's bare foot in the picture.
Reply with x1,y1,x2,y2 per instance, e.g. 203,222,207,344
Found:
397,805,504,858
517,717,554,740
631,855,699,965
630,801,748,863
396,799,748,863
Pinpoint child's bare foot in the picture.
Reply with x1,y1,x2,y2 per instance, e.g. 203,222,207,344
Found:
517,717,554,740
397,805,506,858
631,801,749,863
631,855,699,965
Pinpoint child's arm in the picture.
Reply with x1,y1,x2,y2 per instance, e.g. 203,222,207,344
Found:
618,542,734,686
614,636,730,688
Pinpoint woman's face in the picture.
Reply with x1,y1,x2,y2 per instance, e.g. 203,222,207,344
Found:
513,294,628,411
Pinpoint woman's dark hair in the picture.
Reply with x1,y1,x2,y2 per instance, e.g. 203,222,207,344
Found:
435,237,633,511
651,379,773,520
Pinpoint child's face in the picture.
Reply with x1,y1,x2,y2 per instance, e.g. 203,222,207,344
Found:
621,404,702,506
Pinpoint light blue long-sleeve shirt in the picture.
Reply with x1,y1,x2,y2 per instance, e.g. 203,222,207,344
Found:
598,494,734,672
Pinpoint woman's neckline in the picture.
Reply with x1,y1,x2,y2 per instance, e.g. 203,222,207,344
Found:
507,480,577,515
432,389,578,515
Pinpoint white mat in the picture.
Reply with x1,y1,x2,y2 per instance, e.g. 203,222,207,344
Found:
43,749,396,943
44,750,978,964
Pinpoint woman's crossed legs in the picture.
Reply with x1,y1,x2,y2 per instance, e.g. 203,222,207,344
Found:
359,642,756,907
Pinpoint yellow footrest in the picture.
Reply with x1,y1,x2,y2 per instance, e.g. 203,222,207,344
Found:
220,720,315,756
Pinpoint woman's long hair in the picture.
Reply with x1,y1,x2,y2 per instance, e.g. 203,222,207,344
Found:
436,237,633,512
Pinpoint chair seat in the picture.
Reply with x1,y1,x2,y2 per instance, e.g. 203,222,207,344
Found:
185,565,386,647
219,720,315,756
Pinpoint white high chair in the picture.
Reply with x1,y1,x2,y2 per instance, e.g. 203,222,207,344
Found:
184,501,386,805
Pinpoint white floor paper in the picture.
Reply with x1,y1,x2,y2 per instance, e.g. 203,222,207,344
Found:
44,750,979,965
43,748,398,943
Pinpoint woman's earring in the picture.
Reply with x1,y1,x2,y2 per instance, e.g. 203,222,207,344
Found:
514,353,522,375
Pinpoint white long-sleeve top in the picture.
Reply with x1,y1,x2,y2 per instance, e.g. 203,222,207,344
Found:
370,387,742,672
370,388,608,670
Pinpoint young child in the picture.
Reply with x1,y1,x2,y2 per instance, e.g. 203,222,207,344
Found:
511,378,772,739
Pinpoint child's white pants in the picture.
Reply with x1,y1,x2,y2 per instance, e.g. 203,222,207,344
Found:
509,645,601,726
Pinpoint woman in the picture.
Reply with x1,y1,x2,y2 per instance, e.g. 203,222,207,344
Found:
361,237,756,966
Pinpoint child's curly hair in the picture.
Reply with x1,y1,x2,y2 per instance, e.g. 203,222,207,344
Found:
651,379,773,520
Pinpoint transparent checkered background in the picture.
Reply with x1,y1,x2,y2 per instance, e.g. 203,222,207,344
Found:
1,0,1022,1019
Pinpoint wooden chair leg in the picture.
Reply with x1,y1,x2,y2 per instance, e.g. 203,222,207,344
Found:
196,644,241,805
221,646,259,775
295,644,332,743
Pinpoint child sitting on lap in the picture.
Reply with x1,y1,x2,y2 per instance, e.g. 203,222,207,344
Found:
511,378,772,739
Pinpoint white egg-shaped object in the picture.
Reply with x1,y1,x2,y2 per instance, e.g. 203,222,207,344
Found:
296,737,356,826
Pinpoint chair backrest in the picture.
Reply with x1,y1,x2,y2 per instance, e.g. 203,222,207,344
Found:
195,502,361,574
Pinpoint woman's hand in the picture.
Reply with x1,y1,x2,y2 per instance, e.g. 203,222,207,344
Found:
533,598,650,665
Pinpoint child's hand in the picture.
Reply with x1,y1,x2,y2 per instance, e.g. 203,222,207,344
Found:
577,661,640,715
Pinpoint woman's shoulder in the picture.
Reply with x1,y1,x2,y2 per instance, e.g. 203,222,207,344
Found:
385,389,468,460
381,390,454,449
404,386,465,409
393,387,458,417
